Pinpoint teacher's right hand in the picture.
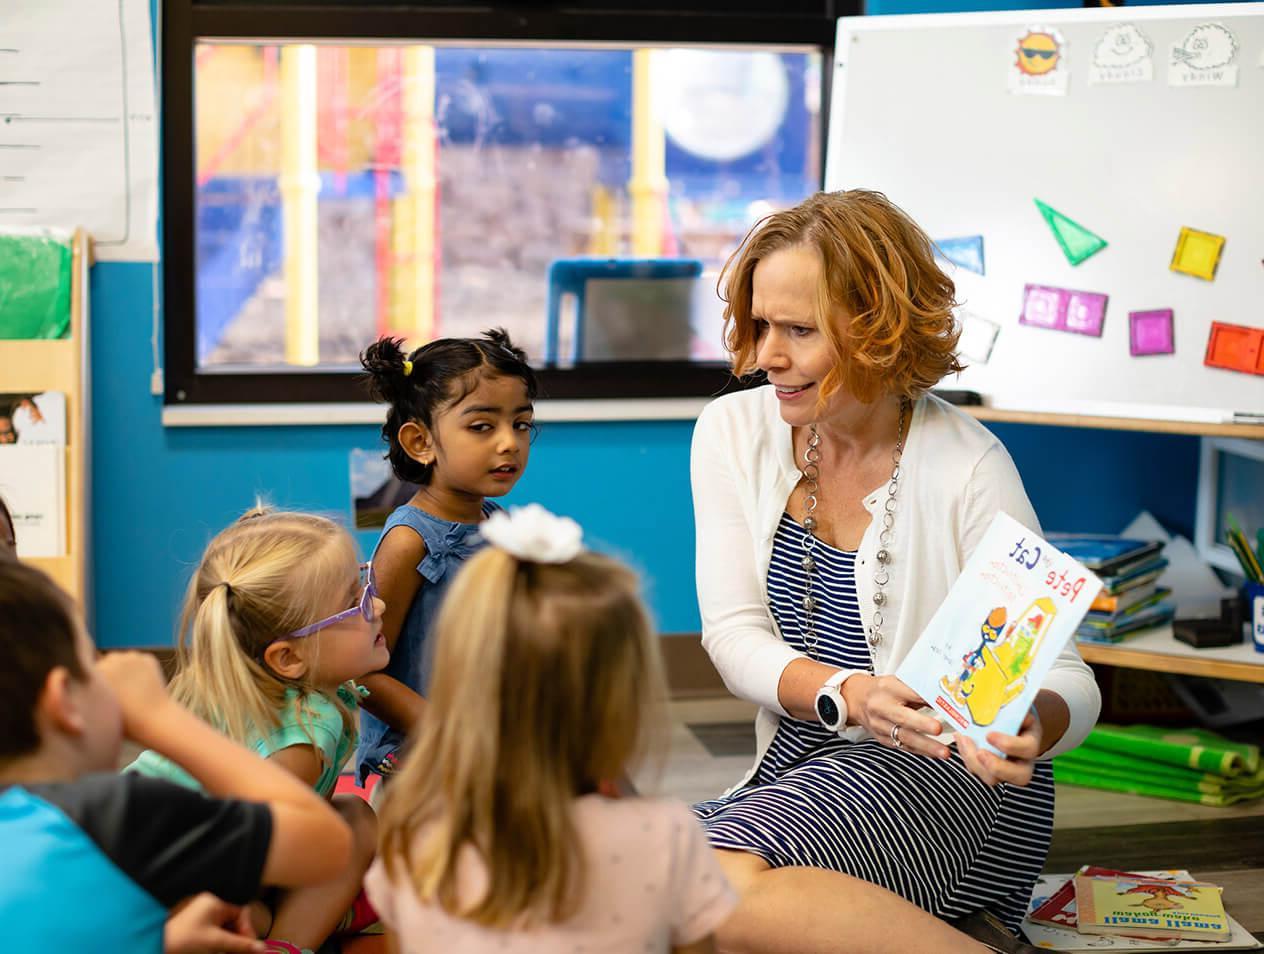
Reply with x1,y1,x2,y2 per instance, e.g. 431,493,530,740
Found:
842,674,951,760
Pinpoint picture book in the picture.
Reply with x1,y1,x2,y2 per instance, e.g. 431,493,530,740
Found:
0,391,65,445
1075,874,1231,942
1028,866,1147,928
1024,872,1262,951
0,443,65,558
1045,535,1163,577
895,512,1102,754
1091,584,1167,615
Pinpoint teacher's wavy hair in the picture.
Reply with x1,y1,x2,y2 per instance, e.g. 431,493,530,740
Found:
720,189,964,404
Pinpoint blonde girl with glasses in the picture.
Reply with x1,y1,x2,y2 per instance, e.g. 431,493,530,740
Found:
367,505,738,954
128,508,391,954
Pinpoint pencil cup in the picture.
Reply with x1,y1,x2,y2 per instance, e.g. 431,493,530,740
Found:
1247,582,1264,654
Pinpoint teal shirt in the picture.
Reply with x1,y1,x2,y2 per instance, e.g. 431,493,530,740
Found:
127,684,361,798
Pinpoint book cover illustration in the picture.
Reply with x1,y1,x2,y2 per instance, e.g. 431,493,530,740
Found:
1028,865,1151,928
895,512,1102,753
1024,872,1261,951
1075,874,1231,941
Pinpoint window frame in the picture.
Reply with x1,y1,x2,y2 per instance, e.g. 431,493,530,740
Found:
162,1,844,406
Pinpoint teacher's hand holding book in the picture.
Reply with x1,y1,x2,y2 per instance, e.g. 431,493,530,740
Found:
842,674,950,760
955,706,1043,788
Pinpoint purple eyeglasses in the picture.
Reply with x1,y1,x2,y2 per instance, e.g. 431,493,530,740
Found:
289,563,379,638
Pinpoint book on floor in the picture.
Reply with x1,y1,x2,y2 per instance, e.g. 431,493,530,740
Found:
895,512,1101,754
1024,871,1262,951
1074,873,1231,942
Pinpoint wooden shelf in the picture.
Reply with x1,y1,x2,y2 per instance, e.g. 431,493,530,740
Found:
0,229,89,605
1078,625,1264,683
966,407,1264,439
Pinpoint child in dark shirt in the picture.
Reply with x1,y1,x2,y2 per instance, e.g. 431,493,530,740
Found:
0,559,353,951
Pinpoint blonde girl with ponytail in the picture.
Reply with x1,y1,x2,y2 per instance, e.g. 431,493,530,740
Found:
366,505,737,954
128,508,392,954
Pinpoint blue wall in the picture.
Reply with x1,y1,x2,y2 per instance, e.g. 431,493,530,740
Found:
88,0,1202,648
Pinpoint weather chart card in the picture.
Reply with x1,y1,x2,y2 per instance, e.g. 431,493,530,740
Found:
1008,26,1070,95
896,512,1102,754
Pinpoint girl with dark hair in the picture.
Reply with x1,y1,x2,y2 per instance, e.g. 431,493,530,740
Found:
355,329,537,788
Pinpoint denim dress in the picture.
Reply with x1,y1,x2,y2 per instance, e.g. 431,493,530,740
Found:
355,501,500,782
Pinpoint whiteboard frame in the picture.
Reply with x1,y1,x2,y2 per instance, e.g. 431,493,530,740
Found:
826,3,1264,428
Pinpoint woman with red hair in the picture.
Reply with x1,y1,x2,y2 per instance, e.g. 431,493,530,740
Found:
690,190,1100,953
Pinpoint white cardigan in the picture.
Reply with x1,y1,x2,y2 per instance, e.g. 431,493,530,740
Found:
691,386,1100,784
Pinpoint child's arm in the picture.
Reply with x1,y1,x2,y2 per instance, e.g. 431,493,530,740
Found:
373,525,427,654
267,744,324,791
358,671,426,734
359,525,429,732
100,652,352,886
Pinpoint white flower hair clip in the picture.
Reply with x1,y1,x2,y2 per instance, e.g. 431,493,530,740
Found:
479,504,584,564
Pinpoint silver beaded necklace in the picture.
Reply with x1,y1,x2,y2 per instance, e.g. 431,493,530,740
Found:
800,396,909,657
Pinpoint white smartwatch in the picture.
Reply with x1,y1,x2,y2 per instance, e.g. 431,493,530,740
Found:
814,669,862,732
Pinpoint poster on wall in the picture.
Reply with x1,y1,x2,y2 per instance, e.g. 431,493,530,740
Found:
0,0,158,261
350,448,417,531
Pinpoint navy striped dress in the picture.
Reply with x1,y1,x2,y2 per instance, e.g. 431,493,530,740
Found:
694,513,1055,932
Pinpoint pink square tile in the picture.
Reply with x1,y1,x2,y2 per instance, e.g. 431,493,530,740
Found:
1020,285,1068,329
1064,291,1108,337
1129,309,1174,356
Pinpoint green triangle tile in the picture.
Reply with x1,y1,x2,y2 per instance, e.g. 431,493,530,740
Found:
1034,198,1108,266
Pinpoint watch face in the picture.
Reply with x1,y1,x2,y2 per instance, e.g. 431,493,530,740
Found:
816,693,840,729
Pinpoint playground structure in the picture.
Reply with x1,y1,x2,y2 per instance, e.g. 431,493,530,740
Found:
193,45,818,369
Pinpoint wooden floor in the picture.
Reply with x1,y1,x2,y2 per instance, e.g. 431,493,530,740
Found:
650,697,1264,942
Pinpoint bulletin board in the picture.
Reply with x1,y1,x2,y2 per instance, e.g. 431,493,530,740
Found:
0,228,92,607
825,3,1264,428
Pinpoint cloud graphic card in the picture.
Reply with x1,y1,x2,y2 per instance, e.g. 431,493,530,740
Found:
896,512,1102,754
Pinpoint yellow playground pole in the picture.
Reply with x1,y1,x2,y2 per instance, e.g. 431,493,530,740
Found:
279,44,320,366
588,184,618,256
629,49,666,257
396,45,437,344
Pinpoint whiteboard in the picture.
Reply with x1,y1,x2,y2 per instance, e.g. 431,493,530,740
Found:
825,4,1264,425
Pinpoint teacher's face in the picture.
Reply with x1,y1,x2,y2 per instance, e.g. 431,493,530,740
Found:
752,244,844,428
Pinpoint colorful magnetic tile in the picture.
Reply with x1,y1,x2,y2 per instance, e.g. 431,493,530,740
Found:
1064,290,1109,337
1129,309,1174,356
935,236,986,275
1204,321,1264,375
1170,226,1225,280
957,311,1001,363
1019,284,1068,329
1034,199,1108,266
1020,284,1108,337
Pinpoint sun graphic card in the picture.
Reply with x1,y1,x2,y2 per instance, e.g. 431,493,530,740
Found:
1075,875,1230,942
895,512,1101,755
1009,26,1069,96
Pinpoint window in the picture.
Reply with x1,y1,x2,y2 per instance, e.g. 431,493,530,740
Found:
163,3,840,407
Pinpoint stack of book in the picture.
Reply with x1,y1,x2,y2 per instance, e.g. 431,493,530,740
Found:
1047,535,1175,644
1024,866,1261,950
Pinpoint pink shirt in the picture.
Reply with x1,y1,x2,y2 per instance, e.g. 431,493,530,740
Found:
366,795,737,953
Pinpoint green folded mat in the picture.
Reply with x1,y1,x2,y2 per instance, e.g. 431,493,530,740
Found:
1056,748,1264,793
1080,724,1259,777
1053,764,1264,806
1056,748,1264,798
